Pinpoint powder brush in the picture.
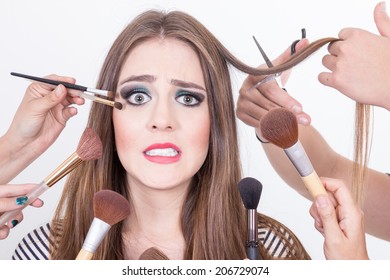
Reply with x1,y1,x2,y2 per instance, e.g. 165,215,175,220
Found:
138,247,170,260
0,127,103,226
10,72,123,110
76,190,131,260
238,177,263,260
260,108,327,198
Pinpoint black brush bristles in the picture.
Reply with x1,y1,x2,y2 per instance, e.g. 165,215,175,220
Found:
238,177,263,209
260,108,298,149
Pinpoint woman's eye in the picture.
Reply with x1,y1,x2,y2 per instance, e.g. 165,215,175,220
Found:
127,91,151,105
176,92,202,106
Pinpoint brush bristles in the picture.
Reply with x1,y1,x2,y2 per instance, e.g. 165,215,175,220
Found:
138,247,170,260
238,177,263,209
93,190,131,226
260,108,298,149
76,127,103,161
114,102,123,110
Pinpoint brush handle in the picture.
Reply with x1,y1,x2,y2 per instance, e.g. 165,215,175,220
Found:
0,181,49,226
10,72,110,97
76,249,94,260
301,170,327,198
75,218,111,260
10,72,87,92
79,92,115,108
247,246,259,260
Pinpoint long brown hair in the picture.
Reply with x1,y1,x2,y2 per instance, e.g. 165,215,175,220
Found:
50,10,334,260
352,103,372,207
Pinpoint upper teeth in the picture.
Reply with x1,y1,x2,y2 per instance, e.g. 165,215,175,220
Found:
146,148,179,157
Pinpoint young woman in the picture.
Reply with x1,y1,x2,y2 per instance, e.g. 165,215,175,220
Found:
12,10,334,260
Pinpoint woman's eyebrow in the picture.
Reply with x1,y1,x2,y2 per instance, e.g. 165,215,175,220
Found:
171,79,206,91
119,75,156,86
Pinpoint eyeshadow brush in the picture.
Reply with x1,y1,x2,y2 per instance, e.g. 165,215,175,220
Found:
10,72,123,110
0,127,103,226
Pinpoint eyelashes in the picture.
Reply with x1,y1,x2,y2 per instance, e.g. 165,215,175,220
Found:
175,90,205,106
120,87,151,106
119,86,206,107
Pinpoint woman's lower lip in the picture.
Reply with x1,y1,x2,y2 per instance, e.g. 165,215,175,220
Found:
143,154,181,164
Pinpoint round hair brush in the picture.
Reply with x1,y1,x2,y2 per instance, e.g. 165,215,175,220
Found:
260,108,327,198
76,190,131,260
238,177,263,260
0,127,103,226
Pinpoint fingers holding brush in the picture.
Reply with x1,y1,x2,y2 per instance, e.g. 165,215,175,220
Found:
0,184,44,213
1,74,84,184
0,183,44,239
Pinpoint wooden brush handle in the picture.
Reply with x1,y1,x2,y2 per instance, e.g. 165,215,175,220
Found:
76,249,93,260
301,170,327,198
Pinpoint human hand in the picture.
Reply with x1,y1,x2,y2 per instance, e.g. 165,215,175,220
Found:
309,177,369,260
0,184,43,240
0,74,84,183
319,2,390,110
237,39,311,141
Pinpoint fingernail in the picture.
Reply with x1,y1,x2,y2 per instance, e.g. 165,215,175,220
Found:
292,105,302,113
316,195,329,208
55,85,62,97
298,116,309,125
11,220,19,228
382,2,387,12
16,196,28,205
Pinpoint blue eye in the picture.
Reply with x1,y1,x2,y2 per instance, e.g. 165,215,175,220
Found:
121,87,151,105
175,91,204,106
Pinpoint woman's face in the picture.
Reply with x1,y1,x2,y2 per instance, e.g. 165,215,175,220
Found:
113,38,210,191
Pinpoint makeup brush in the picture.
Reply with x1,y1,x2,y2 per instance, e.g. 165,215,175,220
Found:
238,177,263,260
10,72,123,110
0,127,103,226
138,247,170,260
76,190,131,260
260,108,327,198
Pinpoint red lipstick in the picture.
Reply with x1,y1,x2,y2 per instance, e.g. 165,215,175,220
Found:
143,143,181,164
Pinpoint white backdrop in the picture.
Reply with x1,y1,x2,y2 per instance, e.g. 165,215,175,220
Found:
1,0,389,260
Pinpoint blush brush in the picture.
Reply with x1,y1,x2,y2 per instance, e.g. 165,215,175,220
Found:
260,108,327,198
0,127,103,226
76,190,131,260
10,72,123,110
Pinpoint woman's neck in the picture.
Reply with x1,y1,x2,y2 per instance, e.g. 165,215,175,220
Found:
122,180,189,259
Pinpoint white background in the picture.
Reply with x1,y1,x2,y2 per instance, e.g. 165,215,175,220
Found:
1,0,389,260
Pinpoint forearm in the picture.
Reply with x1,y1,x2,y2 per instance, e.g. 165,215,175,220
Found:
0,133,38,184
361,169,390,241
261,124,390,240
261,125,346,200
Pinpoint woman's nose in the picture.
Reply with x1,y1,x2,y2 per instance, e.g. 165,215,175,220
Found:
148,100,176,131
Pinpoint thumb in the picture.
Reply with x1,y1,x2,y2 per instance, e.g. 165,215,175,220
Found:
315,195,343,239
374,1,390,37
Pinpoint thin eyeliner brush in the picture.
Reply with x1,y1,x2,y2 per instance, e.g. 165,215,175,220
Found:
10,72,123,110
